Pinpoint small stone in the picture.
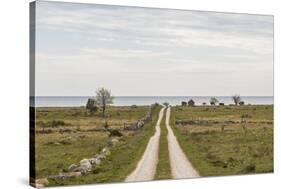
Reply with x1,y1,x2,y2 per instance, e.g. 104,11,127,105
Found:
35,184,44,188
101,148,111,156
67,172,82,177
36,178,49,185
95,153,106,160
107,138,119,147
68,164,78,171
89,158,101,165
79,159,92,172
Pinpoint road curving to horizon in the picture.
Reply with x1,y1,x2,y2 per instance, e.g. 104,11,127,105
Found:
165,106,200,179
125,106,199,182
125,107,165,182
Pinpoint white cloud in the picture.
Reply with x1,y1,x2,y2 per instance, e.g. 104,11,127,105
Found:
35,1,273,96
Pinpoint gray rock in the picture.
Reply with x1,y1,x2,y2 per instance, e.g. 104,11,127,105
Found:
107,138,119,146
36,178,49,187
101,147,111,156
50,172,82,180
67,172,82,177
68,164,78,171
79,159,92,172
95,154,106,160
35,184,45,188
89,158,101,165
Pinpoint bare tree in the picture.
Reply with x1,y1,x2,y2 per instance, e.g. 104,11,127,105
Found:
210,97,219,105
232,94,241,106
95,88,114,116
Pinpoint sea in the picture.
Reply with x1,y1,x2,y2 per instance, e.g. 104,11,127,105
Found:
34,96,274,107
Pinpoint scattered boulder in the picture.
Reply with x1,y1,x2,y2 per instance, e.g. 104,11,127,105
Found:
70,159,92,174
95,153,106,160
36,184,44,188
68,164,78,172
67,172,82,177
50,172,82,180
101,147,111,156
89,158,101,165
107,137,119,147
35,178,49,187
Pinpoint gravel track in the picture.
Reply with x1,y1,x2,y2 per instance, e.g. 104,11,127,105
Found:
125,107,165,182
165,106,200,179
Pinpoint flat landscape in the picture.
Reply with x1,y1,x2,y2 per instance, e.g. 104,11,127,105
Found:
171,105,273,176
34,103,273,187
35,105,161,186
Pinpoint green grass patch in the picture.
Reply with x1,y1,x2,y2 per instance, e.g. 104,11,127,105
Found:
170,105,273,176
35,106,162,186
155,108,172,180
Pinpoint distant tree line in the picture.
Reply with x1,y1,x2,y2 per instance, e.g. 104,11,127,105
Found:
181,94,245,107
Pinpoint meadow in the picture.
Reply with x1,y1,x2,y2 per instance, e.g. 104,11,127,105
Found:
170,105,273,176
35,105,161,186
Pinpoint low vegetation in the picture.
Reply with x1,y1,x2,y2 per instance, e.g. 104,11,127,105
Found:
35,105,161,186
170,105,273,176
155,109,171,180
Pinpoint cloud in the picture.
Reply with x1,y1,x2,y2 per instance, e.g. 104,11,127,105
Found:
35,1,273,96
36,1,273,55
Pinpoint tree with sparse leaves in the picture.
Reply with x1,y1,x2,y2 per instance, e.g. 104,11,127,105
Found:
95,88,114,117
232,94,241,106
210,97,219,105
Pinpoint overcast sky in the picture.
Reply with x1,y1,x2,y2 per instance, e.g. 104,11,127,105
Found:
35,1,273,96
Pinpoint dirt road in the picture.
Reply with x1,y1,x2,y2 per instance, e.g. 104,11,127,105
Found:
125,107,165,182
165,106,200,179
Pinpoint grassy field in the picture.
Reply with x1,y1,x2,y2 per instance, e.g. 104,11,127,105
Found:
155,108,172,180
170,105,273,176
35,105,161,186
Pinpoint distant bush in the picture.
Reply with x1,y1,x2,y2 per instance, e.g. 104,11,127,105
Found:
243,163,256,173
40,120,66,128
104,120,109,130
109,129,123,137
51,120,65,127
131,105,138,108
86,98,98,115
163,102,169,106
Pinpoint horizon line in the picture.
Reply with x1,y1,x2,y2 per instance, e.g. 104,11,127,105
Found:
34,95,274,97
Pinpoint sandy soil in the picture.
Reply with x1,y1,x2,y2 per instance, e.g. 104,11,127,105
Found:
166,106,200,179
125,107,165,182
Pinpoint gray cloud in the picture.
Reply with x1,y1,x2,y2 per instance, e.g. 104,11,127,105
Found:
35,1,273,96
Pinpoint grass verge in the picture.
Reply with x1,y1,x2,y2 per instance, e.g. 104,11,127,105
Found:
46,106,162,186
155,108,172,180
170,105,273,176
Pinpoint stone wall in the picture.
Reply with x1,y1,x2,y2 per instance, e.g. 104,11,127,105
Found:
123,103,157,131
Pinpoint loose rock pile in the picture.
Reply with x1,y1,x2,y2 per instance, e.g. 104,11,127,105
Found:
35,142,117,187
124,103,157,131
34,104,157,187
